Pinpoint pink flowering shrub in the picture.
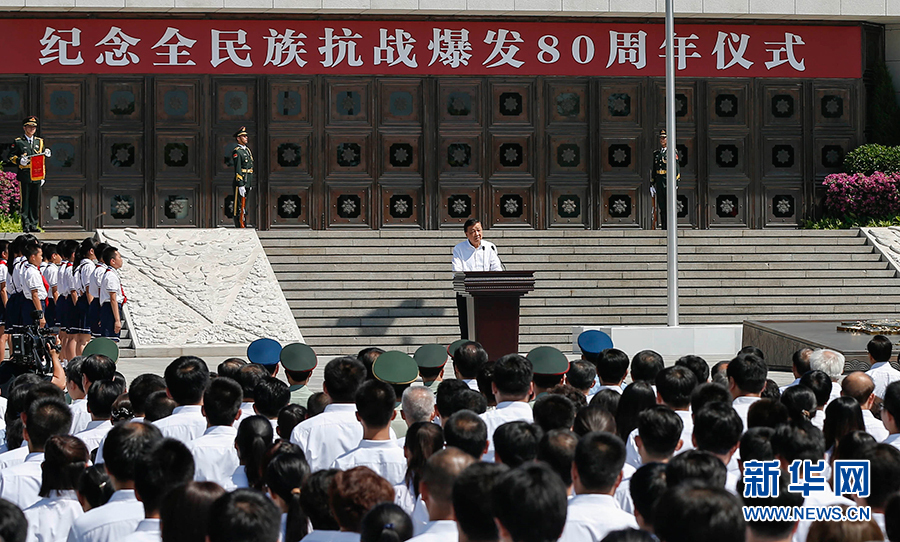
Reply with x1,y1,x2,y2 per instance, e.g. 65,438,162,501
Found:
0,170,19,215
823,171,900,217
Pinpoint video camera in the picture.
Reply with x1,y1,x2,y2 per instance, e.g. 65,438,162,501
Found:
9,310,60,376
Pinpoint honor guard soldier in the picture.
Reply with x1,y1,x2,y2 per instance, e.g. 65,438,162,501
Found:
372,350,419,439
415,343,448,388
651,129,680,230
527,346,570,401
280,343,318,408
9,116,50,232
247,338,281,376
577,329,614,397
232,126,253,228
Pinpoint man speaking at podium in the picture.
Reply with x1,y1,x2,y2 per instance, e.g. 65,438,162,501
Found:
452,218,503,339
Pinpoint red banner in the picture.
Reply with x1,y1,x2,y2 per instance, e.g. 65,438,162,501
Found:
0,19,860,78
29,154,45,181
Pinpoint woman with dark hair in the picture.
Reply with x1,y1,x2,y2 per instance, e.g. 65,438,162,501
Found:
572,405,617,437
23,435,89,542
359,503,413,542
781,385,818,425
76,464,114,512
300,469,341,538
394,422,442,529
329,467,395,535
160,481,226,542
615,382,656,442
823,396,865,454
265,452,311,542
230,415,273,491
588,388,621,416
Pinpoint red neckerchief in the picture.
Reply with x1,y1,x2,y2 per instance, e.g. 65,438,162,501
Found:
105,267,126,304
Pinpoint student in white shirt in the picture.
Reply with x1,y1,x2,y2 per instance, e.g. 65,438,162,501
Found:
866,334,900,402
188,377,242,487
628,462,668,534
66,358,92,435
452,462,509,542
0,397,73,510
253,377,290,435
80,355,117,399
616,406,684,513
208,489,282,542
264,452,311,542
595,349,629,395
236,364,268,421
153,356,210,444
229,415,273,491
451,219,502,339
882,380,900,451
492,463,568,542
727,354,767,431
332,380,406,486
291,357,368,472
68,422,162,542
408,448,475,542
97,246,124,341
359,503,413,542
89,243,110,338
24,434,89,542
559,432,638,542
480,354,535,461
74,380,123,458
800,371,833,430
625,366,697,468
451,341,488,392
158,481,226,542
127,374,166,424
841,371,889,442
654,484,744,542
298,469,342,539
125,438,196,542
692,403,744,493
41,242,60,332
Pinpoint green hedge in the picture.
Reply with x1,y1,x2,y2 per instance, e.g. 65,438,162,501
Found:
843,144,900,175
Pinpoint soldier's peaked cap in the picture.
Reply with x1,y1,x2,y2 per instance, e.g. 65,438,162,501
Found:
234,126,248,138
280,343,317,372
82,337,119,363
658,129,667,137
447,339,468,358
527,346,569,375
373,350,419,385
23,116,37,126
415,344,448,369
247,338,281,367
577,329,614,355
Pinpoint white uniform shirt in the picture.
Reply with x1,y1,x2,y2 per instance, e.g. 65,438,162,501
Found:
67,489,144,542
89,264,107,299
23,264,47,301
300,532,360,542
862,409,889,442
480,401,534,461
152,405,207,444
42,263,59,292
393,482,428,533
792,482,855,542
120,518,160,542
624,409,693,469
238,402,256,420
0,261,7,289
25,490,84,542
868,362,900,399
0,451,44,510
883,432,900,452
613,463,637,513
558,494,638,542
291,403,364,472
73,260,93,295
331,439,407,486
408,520,458,542
451,240,502,273
188,425,240,487
10,256,27,295
225,465,249,491
57,261,70,297
731,396,760,432
74,420,113,457
0,442,30,469
99,268,121,306
69,399,92,435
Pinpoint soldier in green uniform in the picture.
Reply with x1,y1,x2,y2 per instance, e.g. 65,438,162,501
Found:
280,342,318,408
651,129,679,230
414,343,448,389
8,116,49,232
526,346,570,405
232,126,253,228
372,350,420,438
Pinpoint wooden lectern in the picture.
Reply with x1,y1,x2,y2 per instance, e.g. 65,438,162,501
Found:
453,271,535,359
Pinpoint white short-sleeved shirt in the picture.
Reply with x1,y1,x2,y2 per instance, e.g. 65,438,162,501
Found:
74,420,113,457
23,264,47,300
407,520,458,542
868,362,900,399
0,443,29,469
24,490,84,542
558,494,638,542
59,262,74,296
152,405,207,444
69,398,92,435
451,240,502,273
0,451,44,510
99,269,121,305
188,425,240,488
331,439,407,486
89,264,107,299
73,260,93,295
121,518,161,542
862,409,889,442
67,489,144,542
291,403,364,472
0,261,7,287
42,262,59,290
480,401,534,461
9,256,26,294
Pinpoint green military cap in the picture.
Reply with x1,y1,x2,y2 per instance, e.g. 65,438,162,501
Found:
526,346,569,375
415,344,448,369
23,116,38,127
280,343,317,372
234,126,248,138
373,350,419,385
82,337,119,363
447,339,468,358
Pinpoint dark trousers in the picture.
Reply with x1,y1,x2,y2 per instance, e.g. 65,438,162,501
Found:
656,188,668,230
20,179,40,231
456,294,469,340
233,186,247,228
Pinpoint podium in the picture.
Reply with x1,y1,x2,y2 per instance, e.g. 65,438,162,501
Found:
453,271,535,359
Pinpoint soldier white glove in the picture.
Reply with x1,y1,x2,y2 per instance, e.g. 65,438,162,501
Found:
650,186,657,198
40,180,45,187
239,186,246,198
20,155,29,167
44,149,51,158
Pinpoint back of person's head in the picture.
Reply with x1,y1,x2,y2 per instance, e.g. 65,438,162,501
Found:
77,464,114,510
806,514,884,542
631,350,664,383
739,346,765,359
307,392,331,416
66,357,85,393
134,438,195,515
573,405,617,437
823,396,864,448
493,422,543,468
885,493,900,542
861,444,900,509
741,476,803,541
357,347,385,380
666,450,727,489
208,488,281,542
637,406,684,459
867,334,893,363
596,348,629,383
885,381,900,423
747,398,789,429
86,379,125,420
448,389,488,417
330,467,396,532
655,483,745,542
160,481,227,542
792,347,813,374
589,388,620,416
693,402,742,455
277,404,308,440
301,469,341,531
237,364,268,400
726,354,767,394
356,380,397,428
236,415,274,489
492,354,533,397
533,394,576,432
809,349,845,380
401,387,435,425
615,381,657,441
492,463,567,542
164,356,210,405
129,373,166,417
0,497,27,542
323,356,367,403
144,390,177,421
218,357,248,380
566,360,596,392
203,377,243,426
453,462,509,542
254,377,290,418
453,341,488,379
40,435,89,497
403,421,444,488
740,427,776,462
656,366,698,409
690,382,732,413
800,370,833,408
771,423,825,463
435,378,469,419
675,355,709,384
266,452,312,542
26,397,72,450
25,381,65,406
82,354,116,385
359,503,413,542
476,361,496,405
443,410,487,459
841,371,876,406
834,430,877,463
421,447,476,506
781,385,818,424
761,379,781,400
103,421,163,483
537,429,577,486
630,462,668,530
573,431,626,493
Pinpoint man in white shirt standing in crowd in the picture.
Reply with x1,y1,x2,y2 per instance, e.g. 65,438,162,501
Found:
451,218,502,339
842,371,889,442
188,377,242,487
867,335,900,405
125,439,195,542
882,381,900,451
153,356,209,444
727,353,766,431
65,358,91,435
480,354,534,461
408,447,475,542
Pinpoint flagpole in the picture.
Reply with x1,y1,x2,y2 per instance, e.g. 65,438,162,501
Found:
665,0,679,327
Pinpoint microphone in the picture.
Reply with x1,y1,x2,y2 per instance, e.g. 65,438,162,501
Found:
482,245,486,271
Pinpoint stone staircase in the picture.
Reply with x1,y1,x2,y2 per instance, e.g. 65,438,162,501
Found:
259,229,900,356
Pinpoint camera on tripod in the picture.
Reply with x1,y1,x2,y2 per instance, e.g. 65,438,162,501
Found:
9,310,60,376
